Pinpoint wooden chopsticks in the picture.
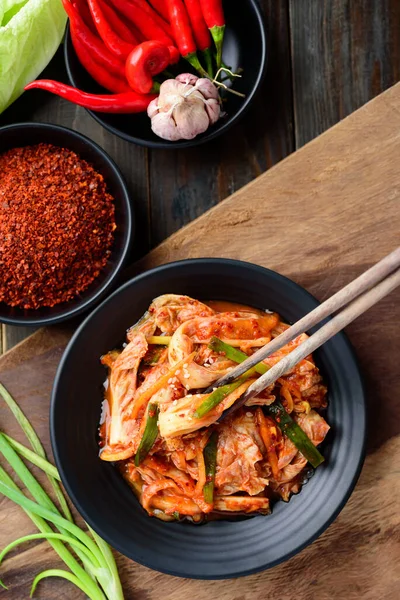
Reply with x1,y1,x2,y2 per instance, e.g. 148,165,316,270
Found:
216,247,400,421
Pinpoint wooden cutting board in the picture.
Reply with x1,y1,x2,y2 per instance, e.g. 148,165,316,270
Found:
0,83,399,600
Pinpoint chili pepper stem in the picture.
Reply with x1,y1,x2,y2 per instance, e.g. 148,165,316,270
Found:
151,82,161,93
163,69,176,79
185,52,209,77
210,24,225,68
202,48,214,77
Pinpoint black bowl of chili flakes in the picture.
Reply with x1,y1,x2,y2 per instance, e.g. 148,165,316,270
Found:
0,123,132,326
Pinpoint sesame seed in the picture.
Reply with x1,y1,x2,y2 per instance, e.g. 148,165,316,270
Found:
183,363,188,368
184,373,190,379
175,370,181,375
246,412,252,417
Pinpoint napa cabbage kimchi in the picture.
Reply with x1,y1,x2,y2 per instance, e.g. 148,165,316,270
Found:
99,295,329,522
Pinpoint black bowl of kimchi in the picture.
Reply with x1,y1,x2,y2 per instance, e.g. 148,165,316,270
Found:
51,259,366,579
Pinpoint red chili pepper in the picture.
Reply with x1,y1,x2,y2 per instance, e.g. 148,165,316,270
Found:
87,0,134,59
25,80,157,113
199,0,224,26
184,0,210,50
96,0,140,46
199,0,225,67
148,0,170,23
165,0,207,76
108,0,180,64
62,0,125,77
72,0,97,33
130,0,173,39
71,27,130,93
126,41,170,94
166,0,195,55
79,0,144,44
184,0,213,76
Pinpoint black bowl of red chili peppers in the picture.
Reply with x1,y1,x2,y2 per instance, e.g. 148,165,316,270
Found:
0,123,132,326
26,0,267,148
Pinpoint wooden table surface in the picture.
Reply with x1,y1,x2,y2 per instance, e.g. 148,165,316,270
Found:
0,81,399,599
0,0,399,353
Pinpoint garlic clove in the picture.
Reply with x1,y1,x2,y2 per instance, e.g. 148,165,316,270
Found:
147,98,159,118
204,98,221,124
151,112,183,142
194,78,220,100
157,80,188,112
173,101,210,140
175,73,199,86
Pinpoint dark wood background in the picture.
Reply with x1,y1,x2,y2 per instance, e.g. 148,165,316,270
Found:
1,0,399,353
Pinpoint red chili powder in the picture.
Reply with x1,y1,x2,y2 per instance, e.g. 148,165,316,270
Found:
0,143,116,309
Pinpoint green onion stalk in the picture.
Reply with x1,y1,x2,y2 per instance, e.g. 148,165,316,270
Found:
203,431,218,503
0,382,124,599
194,376,250,419
134,403,159,466
194,338,268,419
266,402,324,468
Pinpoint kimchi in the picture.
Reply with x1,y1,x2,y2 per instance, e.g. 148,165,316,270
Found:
99,295,329,522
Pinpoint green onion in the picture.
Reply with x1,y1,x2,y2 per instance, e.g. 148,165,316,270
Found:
203,432,218,503
0,382,72,522
2,434,60,480
208,336,270,375
195,337,270,418
0,533,96,568
87,525,124,600
134,403,159,466
0,382,124,599
0,465,100,599
194,377,249,419
0,433,102,575
30,569,100,600
0,434,68,528
0,478,105,567
267,402,325,468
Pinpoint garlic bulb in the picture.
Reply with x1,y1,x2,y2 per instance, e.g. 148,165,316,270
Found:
147,74,221,141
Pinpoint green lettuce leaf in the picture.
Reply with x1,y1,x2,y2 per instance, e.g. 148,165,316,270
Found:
1,2,29,27
0,0,67,114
